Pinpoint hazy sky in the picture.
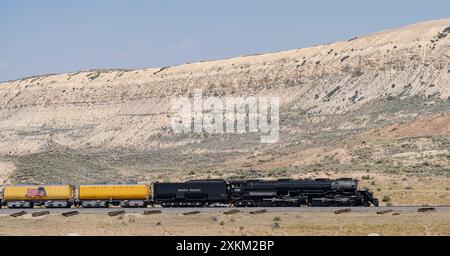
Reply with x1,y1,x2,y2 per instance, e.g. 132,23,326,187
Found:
1,0,449,82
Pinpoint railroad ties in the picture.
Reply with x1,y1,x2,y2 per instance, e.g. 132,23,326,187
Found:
376,209,393,215
10,211,27,217
62,211,79,217
249,209,267,215
108,210,125,217
143,210,162,215
418,207,436,212
32,211,50,217
334,208,351,214
182,211,201,216
223,209,240,215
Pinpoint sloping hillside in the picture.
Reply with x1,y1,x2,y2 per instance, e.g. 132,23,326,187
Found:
0,19,449,205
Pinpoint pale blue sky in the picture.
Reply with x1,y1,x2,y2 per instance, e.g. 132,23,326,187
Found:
0,0,449,82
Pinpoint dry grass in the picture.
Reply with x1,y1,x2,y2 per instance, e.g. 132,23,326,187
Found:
0,211,448,236
357,172,450,206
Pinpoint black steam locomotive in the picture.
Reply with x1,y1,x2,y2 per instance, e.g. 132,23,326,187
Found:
153,178,379,207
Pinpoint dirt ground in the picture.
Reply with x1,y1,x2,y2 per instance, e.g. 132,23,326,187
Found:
0,211,449,236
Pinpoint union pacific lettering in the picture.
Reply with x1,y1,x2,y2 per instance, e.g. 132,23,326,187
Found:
177,188,201,192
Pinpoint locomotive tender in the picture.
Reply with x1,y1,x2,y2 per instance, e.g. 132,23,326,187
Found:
0,178,378,208
153,180,228,207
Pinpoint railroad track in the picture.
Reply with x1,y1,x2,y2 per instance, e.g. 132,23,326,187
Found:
0,206,449,215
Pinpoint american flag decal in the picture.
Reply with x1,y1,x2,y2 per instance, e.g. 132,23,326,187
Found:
26,187,47,197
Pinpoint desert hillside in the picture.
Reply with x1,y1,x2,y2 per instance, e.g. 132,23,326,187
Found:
0,19,449,205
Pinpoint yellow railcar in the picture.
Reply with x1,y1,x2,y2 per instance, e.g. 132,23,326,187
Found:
78,184,150,208
2,185,74,208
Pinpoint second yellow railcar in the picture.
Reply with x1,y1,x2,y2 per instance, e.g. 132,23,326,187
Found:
78,184,150,208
